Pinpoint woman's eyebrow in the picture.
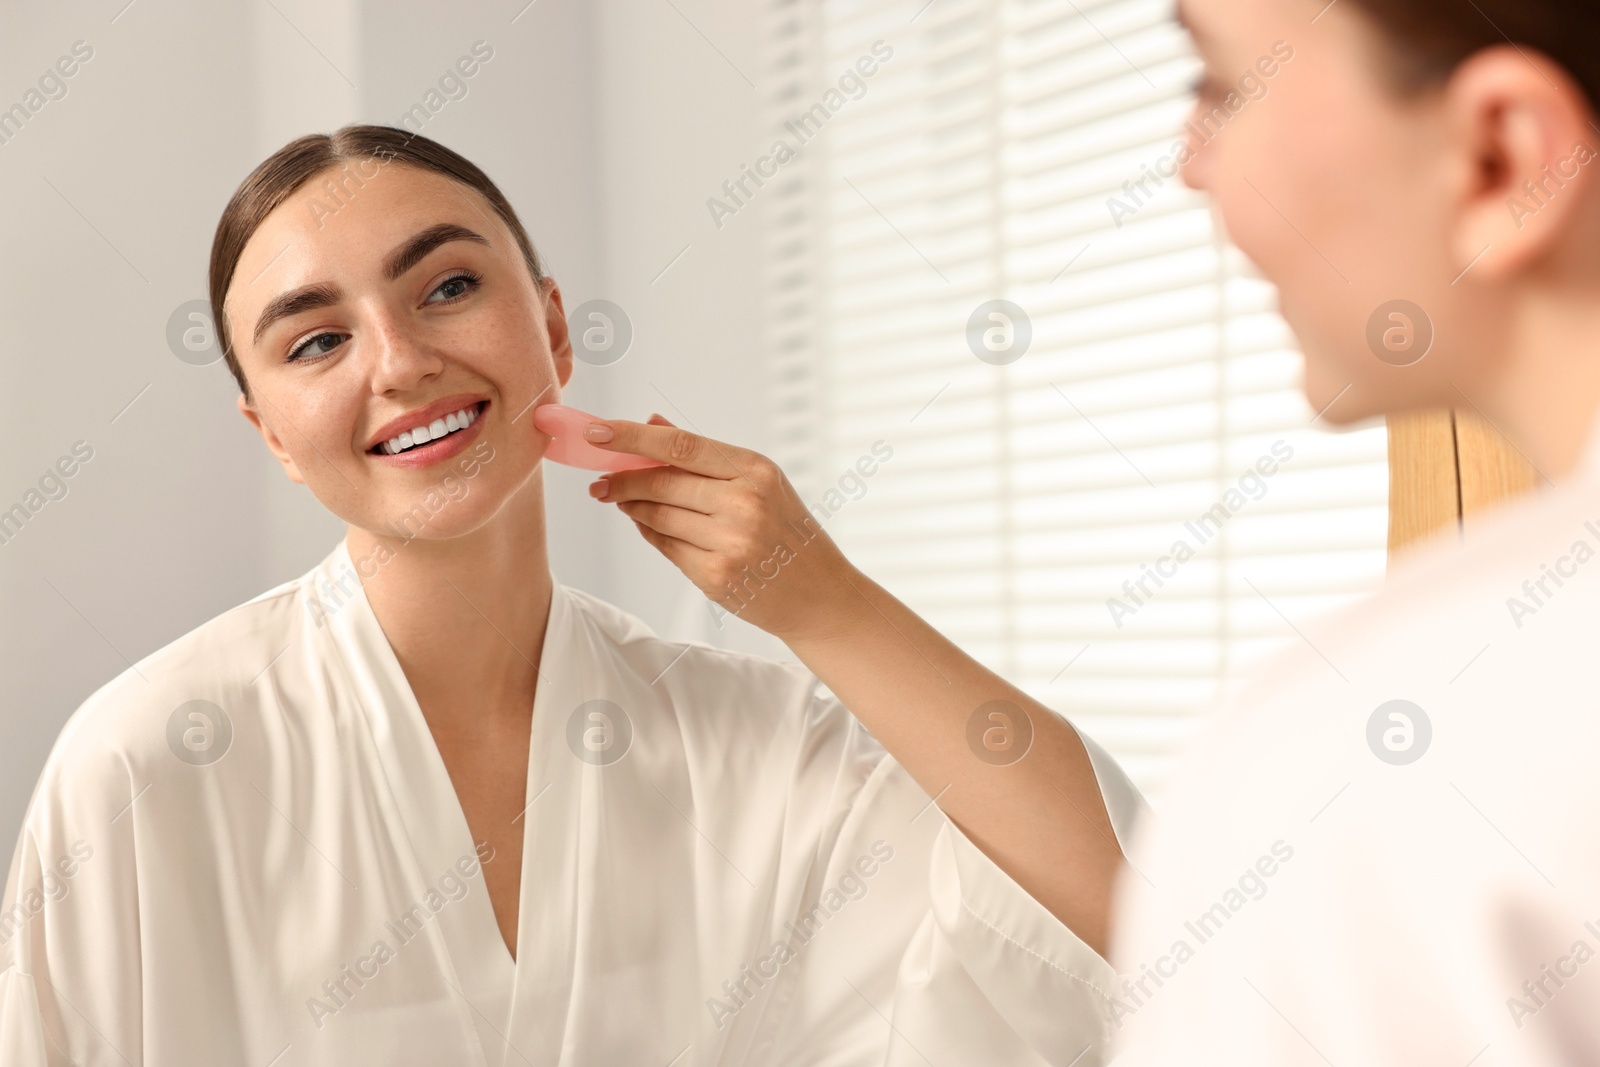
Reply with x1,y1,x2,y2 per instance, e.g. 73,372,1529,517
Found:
382,223,490,283
250,223,492,348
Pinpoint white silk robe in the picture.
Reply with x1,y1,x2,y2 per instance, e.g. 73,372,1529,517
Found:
1101,417,1600,1066
1,539,1143,1066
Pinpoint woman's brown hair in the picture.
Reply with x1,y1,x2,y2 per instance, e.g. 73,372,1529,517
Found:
208,124,546,401
1348,0,1600,107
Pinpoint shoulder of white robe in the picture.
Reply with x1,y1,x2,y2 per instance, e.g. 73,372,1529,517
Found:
1198,429,1600,740
553,579,660,647
556,578,820,694
0,545,341,1065
25,540,338,819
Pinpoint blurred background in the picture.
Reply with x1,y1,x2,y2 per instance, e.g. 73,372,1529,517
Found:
0,0,1388,853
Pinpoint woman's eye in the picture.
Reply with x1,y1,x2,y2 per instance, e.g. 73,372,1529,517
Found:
288,332,345,363
285,272,482,363
427,271,482,305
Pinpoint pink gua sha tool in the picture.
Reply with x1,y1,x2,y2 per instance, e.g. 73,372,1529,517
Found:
532,403,664,472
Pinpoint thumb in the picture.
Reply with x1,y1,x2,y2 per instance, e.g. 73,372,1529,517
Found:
646,412,679,428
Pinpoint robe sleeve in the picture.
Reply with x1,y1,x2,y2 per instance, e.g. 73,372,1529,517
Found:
882,727,1146,1067
762,685,1147,1067
1,712,146,1067
0,827,54,1067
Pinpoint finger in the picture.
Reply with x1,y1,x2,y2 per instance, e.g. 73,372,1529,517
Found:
629,516,714,573
595,465,728,514
615,499,721,550
646,412,678,427
583,419,757,480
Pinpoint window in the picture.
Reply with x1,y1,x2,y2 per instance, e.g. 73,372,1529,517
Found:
760,0,1388,797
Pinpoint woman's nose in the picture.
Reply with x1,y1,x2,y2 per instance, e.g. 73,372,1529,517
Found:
367,318,447,394
1179,108,1212,193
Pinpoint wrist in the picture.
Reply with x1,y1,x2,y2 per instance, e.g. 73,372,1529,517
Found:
772,555,873,647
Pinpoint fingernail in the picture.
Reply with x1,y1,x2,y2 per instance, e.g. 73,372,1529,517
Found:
589,478,609,500
584,422,614,443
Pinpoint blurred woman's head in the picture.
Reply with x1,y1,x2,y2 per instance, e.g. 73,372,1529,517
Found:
209,125,570,539
1179,0,1600,473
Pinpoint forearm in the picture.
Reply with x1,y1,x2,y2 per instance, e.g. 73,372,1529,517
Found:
582,419,1127,954
782,564,1125,957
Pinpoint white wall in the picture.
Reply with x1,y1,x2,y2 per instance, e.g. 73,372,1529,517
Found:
0,0,777,857
589,0,786,656
1,0,292,857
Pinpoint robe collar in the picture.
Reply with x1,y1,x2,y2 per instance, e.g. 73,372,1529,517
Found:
308,536,592,1067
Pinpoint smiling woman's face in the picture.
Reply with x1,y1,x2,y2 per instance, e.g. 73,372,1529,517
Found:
224,162,570,539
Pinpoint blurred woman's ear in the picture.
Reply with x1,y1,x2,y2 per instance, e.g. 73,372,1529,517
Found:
1442,45,1600,279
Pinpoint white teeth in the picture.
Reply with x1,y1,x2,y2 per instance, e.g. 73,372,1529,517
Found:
379,404,481,456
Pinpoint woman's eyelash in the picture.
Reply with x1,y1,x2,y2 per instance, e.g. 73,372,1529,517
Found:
431,270,483,304
287,331,345,363
286,271,485,363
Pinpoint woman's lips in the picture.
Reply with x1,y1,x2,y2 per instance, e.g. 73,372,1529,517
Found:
364,393,490,452
368,400,487,469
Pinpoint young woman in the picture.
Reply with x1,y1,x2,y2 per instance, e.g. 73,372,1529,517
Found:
589,0,1600,1061
0,126,1142,1066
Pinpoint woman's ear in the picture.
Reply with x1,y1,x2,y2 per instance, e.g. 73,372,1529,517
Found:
542,277,575,389
236,392,307,485
1443,45,1600,279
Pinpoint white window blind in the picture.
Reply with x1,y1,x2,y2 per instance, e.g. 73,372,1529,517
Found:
759,0,1389,797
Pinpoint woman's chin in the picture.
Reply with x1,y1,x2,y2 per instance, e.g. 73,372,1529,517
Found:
1294,348,1351,423
351,506,483,545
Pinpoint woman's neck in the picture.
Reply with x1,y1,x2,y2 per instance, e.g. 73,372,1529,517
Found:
1478,288,1600,486
345,473,554,733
